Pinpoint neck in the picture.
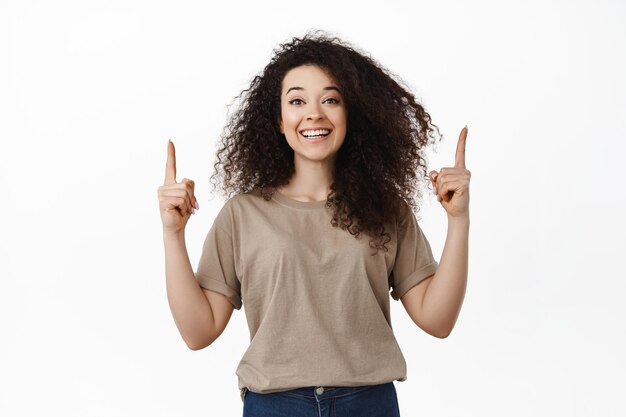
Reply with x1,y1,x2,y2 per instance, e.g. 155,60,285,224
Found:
277,156,335,201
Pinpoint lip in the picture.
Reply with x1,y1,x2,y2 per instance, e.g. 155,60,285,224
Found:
299,129,331,143
298,127,333,135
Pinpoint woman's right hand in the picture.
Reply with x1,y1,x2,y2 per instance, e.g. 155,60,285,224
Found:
157,139,199,234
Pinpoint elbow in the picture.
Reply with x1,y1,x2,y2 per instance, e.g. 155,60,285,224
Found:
428,325,453,339
187,342,203,351
185,336,213,351
417,318,453,339
185,339,202,351
433,330,451,339
183,324,218,351
425,316,459,339
187,341,209,351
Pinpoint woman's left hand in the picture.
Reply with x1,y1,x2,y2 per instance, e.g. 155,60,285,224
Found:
429,126,471,219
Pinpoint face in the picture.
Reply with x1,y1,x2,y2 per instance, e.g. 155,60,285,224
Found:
279,65,347,165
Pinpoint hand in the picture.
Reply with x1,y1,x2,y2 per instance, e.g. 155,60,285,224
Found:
157,139,199,234
429,126,471,219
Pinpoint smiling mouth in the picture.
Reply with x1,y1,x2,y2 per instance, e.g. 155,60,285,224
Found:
299,130,332,139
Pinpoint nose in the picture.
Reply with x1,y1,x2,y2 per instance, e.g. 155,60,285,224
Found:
306,102,325,120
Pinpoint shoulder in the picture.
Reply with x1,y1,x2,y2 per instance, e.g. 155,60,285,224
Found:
394,198,413,225
223,187,270,210
393,197,428,233
214,188,272,224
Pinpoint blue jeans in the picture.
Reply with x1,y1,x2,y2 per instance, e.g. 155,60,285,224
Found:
241,382,401,417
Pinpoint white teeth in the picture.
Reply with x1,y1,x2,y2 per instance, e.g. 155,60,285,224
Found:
301,129,330,137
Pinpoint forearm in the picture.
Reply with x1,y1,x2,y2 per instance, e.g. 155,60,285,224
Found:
163,230,215,349
422,215,469,337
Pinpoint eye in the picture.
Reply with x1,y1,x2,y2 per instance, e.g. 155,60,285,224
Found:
287,98,341,106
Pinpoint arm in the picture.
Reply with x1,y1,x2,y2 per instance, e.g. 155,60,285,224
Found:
401,215,469,338
163,230,216,350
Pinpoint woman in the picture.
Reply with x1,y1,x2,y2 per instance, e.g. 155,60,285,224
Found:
158,30,470,417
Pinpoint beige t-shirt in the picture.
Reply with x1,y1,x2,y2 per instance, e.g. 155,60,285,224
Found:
194,188,439,394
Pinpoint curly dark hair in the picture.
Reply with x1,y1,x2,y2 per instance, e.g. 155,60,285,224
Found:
209,29,442,254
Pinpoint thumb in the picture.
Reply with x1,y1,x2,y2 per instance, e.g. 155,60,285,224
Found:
181,178,197,208
186,178,195,193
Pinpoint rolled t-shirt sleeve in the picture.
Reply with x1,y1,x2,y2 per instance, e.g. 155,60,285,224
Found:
390,204,439,301
194,204,242,310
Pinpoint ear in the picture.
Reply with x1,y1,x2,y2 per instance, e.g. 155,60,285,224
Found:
278,118,283,134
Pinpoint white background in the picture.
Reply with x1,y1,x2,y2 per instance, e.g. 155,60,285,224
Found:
1,0,624,416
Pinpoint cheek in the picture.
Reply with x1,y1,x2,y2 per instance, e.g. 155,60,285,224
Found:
282,113,301,130
333,110,347,128
280,107,300,126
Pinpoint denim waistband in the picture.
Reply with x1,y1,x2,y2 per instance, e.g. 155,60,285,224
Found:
241,382,392,402
289,383,391,398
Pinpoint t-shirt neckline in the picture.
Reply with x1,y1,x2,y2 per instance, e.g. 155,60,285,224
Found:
272,190,328,210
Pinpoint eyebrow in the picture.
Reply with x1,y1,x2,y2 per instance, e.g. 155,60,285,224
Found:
285,86,342,95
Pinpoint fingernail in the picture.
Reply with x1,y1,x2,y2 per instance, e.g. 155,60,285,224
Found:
195,201,199,210
434,187,438,195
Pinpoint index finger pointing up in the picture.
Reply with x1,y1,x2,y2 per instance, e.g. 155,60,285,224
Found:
455,126,468,169
164,139,177,185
